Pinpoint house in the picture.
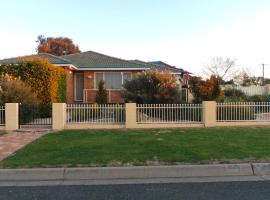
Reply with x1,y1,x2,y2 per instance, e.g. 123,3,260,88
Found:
0,51,188,103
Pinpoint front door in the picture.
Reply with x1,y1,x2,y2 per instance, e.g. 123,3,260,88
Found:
74,74,84,102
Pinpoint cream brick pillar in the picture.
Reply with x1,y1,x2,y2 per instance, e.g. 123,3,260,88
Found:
202,101,217,127
52,103,66,130
5,103,19,131
125,103,137,128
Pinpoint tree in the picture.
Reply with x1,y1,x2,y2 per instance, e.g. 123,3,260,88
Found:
0,75,38,105
124,70,181,104
95,80,108,104
36,35,81,56
235,69,263,86
189,75,223,103
203,57,238,81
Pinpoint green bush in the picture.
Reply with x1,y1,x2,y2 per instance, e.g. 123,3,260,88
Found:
216,88,247,103
124,70,181,104
247,95,270,102
95,80,108,104
57,73,67,102
224,88,246,98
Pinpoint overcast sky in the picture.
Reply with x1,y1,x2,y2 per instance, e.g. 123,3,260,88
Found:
1,0,270,77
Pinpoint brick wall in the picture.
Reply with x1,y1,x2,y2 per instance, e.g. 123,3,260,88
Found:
55,69,185,104
84,70,142,103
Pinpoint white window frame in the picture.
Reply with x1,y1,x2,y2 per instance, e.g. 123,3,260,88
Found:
94,72,132,90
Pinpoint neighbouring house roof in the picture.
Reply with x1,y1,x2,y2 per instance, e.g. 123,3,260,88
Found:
61,51,149,70
148,61,188,74
130,60,187,74
0,53,72,65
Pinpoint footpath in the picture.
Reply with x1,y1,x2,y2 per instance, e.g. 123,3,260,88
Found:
1,163,270,185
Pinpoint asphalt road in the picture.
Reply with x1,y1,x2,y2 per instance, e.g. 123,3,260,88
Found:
1,181,270,200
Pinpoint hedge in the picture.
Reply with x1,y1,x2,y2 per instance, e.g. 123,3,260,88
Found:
57,73,67,103
0,58,67,104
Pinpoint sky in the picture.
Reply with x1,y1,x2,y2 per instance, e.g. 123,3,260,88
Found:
1,0,270,78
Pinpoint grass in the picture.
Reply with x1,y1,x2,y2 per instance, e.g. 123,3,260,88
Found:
2,127,270,168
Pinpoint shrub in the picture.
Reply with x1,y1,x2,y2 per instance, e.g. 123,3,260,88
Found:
95,80,108,104
217,88,247,102
224,88,246,98
124,70,181,104
0,75,38,105
57,73,67,102
0,58,67,104
247,95,270,102
189,75,223,103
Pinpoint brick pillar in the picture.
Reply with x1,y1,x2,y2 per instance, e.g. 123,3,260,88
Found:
125,103,137,128
52,103,66,130
202,101,217,127
5,103,19,131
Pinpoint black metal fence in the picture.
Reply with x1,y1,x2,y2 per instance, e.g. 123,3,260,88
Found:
0,106,5,126
19,104,52,128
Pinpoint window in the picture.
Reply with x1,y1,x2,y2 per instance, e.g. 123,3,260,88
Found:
95,72,132,89
95,73,103,88
105,72,122,89
123,72,132,83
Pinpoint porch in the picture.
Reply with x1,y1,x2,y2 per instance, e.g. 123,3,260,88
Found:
72,71,134,104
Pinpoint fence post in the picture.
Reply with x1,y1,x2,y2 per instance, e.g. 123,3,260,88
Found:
125,103,137,128
202,101,217,127
5,103,19,131
52,103,66,130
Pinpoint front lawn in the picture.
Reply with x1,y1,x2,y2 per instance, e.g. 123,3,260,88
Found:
1,127,270,168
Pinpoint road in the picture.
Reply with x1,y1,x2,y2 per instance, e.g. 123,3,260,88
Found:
1,180,270,200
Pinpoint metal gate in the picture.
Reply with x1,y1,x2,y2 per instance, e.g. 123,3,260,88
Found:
19,104,52,128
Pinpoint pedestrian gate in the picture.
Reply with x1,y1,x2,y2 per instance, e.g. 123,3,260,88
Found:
19,104,52,128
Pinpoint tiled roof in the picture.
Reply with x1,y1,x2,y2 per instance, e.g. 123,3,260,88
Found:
0,53,72,65
0,51,188,73
61,51,149,69
130,60,185,74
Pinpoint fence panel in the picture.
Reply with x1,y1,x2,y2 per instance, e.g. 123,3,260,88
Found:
221,85,267,96
0,106,5,126
66,104,125,124
217,102,270,122
136,104,202,124
236,86,267,96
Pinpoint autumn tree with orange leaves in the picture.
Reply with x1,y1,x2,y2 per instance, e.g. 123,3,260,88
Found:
189,75,223,103
36,35,81,56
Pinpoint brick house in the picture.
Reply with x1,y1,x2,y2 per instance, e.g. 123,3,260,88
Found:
0,51,188,103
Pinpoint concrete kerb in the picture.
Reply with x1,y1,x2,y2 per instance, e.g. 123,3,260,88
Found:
0,168,64,181
0,164,254,181
252,163,270,176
